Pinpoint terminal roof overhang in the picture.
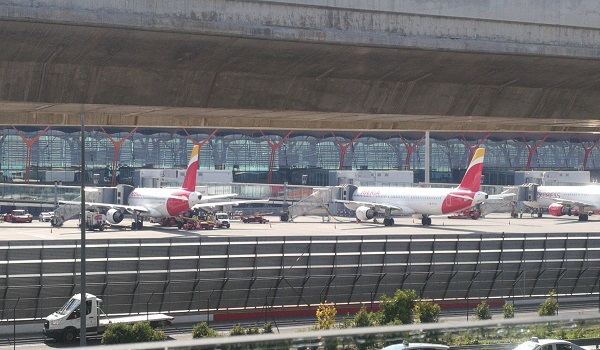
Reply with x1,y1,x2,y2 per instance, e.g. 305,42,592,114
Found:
2,101,598,143
1,19,600,139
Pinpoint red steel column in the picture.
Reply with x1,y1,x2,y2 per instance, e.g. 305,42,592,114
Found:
399,134,425,170
332,132,363,170
12,126,51,182
461,132,491,161
520,133,549,171
184,128,219,166
100,127,138,186
580,137,600,171
260,130,293,184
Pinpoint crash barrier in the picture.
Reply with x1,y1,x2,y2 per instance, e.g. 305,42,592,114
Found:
0,233,599,321
32,314,600,350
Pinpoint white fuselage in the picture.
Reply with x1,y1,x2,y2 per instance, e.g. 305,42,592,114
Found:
353,186,487,215
128,187,198,218
524,185,600,210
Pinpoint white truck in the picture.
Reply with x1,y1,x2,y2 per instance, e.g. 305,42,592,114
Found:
215,212,231,228
43,293,173,342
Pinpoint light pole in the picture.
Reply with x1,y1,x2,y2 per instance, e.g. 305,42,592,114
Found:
13,298,20,350
79,114,87,346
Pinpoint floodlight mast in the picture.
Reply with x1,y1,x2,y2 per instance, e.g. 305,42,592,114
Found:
79,114,87,346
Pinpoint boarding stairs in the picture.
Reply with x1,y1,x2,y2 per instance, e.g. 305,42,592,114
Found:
288,187,333,221
52,190,103,226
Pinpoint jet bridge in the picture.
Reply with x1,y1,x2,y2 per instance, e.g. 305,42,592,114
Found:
287,187,336,221
51,186,125,226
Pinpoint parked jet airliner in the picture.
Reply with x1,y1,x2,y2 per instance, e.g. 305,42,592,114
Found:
523,185,600,221
337,148,487,226
61,145,249,229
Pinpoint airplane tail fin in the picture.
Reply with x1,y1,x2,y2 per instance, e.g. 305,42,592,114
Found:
457,148,485,192
181,145,200,192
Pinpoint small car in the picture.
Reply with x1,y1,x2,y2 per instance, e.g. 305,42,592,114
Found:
382,341,449,350
39,211,54,222
7,209,33,223
512,337,585,350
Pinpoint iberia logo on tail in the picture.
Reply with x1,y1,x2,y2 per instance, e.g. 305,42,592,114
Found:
458,148,485,192
181,145,200,192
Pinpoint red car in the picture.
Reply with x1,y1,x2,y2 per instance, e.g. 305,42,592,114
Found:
6,209,33,223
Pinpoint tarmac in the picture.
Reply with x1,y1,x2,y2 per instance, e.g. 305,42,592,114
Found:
1,212,599,240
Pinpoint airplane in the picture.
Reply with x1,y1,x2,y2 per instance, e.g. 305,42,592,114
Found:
337,148,488,226
60,145,264,230
523,185,600,221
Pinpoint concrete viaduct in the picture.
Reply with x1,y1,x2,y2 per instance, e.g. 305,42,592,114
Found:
0,0,599,133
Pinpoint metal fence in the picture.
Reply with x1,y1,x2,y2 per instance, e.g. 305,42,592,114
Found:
0,233,599,321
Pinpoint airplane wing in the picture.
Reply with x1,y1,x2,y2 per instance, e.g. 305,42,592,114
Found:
549,198,597,208
201,193,239,200
335,200,415,214
59,200,150,214
192,199,269,211
486,193,517,200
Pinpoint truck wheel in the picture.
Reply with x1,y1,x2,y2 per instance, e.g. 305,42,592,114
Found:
62,328,77,343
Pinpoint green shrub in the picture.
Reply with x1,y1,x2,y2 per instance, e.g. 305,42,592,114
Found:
263,322,273,333
192,322,219,338
353,307,376,327
539,290,559,316
316,301,337,330
415,300,441,323
246,326,260,334
101,322,166,344
133,322,167,342
474,301,492,320
379,289,417,325
230,324,246,336
102,323,134,344
503,303,514,318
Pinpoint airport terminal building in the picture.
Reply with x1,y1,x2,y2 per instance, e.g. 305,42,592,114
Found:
1,127,599,187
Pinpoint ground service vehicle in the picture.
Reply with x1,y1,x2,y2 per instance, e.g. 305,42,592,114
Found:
43,293,173,342
6,209,33,223
79,210,110,231
215,212,231,228
241,214,269,223
182,218,215,230
39,211,54,222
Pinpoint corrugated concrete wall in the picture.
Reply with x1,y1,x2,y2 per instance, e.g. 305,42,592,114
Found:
1,0,599,58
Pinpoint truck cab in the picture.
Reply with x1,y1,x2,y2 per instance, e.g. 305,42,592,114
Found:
44,293,98,342
215,212,231,228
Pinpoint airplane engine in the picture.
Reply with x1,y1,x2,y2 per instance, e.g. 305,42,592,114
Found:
106,209,124,224
355,206,377,221
473,191,489,204
188,192,202,207
548,203,569,217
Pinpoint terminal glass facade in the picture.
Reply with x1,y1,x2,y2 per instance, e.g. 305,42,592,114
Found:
1,127,599,185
